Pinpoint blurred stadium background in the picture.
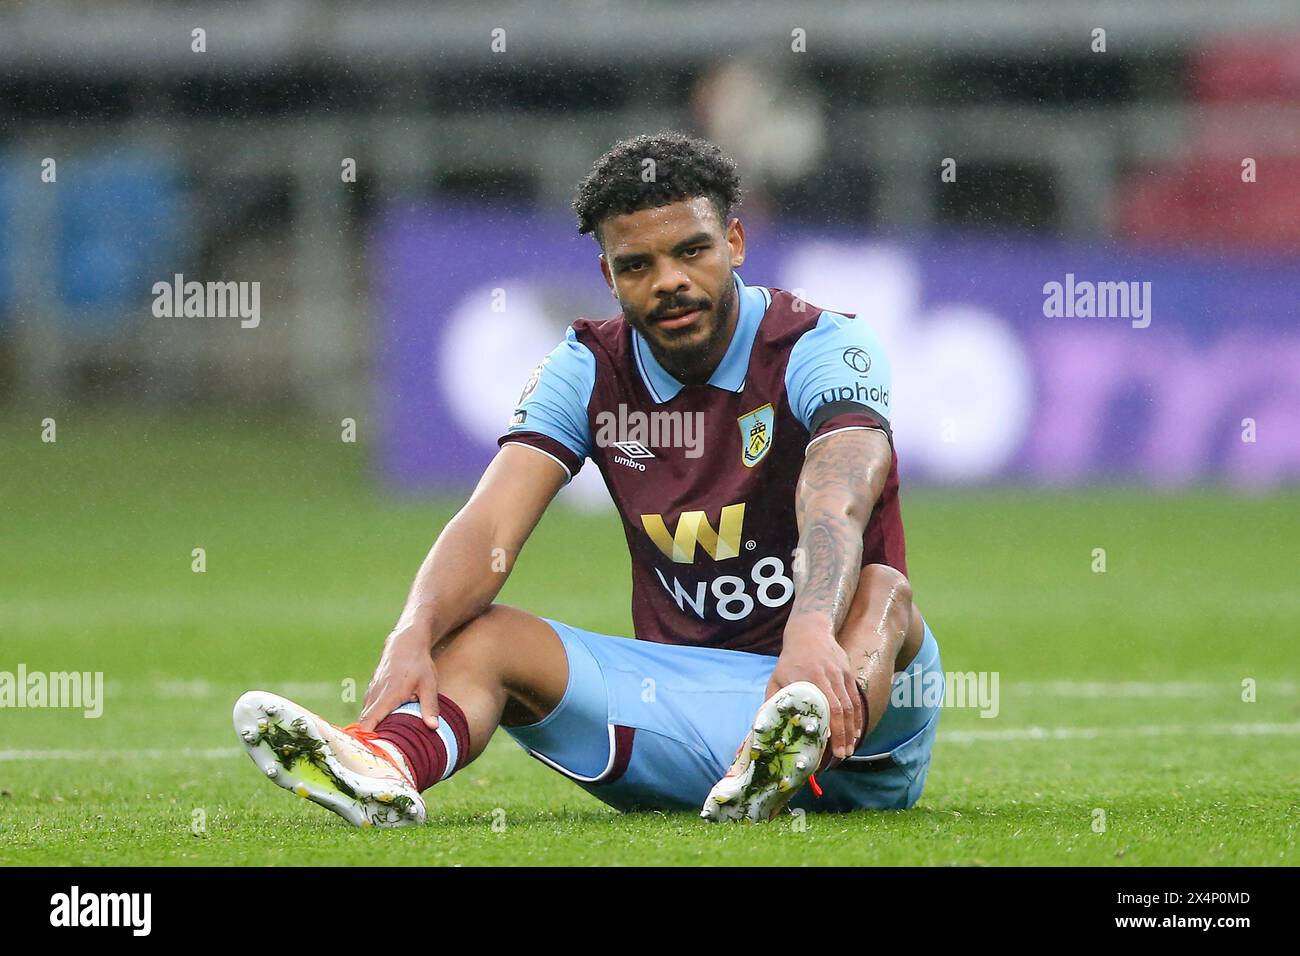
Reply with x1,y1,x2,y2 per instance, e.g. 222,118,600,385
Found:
2,1,1298,865
3,0,1299,483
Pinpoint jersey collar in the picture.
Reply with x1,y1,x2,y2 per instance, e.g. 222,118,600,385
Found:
631,273,770,404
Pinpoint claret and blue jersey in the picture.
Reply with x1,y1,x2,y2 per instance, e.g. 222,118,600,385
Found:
498,272,908,657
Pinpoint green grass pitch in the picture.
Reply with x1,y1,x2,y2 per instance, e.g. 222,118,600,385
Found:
1,415,1297,866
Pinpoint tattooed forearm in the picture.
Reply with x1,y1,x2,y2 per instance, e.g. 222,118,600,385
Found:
789,430,891,633
792,521,859,632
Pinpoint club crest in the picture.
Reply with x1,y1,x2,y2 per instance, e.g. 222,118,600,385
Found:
738,403,775,468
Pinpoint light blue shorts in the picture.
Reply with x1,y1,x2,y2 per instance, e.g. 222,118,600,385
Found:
504,619,943,814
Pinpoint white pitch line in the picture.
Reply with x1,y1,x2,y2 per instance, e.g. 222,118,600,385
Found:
1007,681,1297,699
940,721,1300,744
149,680,341,700
4,722,1300,761
0,747,243,762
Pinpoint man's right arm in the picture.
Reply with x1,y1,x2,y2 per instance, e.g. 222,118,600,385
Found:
356,444,568,730
359,326,597,730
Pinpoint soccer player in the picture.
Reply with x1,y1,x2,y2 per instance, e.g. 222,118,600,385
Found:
234,131,944,826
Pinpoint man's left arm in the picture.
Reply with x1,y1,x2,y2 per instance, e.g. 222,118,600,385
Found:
775,308,897,760
769,427,892,760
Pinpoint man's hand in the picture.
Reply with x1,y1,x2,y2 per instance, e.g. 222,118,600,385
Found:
357,625,440,731
766,614,866,761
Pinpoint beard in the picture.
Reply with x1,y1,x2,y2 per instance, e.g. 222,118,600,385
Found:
625,272,737,384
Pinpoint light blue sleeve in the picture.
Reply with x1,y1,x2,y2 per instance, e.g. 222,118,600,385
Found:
784,310,892,430
502,326,596,462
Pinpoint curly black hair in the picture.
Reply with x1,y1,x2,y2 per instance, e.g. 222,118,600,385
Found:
573,131,742,242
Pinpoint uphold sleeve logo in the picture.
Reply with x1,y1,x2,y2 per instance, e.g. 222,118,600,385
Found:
842,347,872,374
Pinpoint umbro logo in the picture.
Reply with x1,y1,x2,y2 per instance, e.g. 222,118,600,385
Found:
612,441,655,472
612,441,655,459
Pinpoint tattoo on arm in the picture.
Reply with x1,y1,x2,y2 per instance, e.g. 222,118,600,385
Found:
789,430,890,634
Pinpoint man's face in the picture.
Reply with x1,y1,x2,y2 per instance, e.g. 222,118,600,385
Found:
598,196,745,380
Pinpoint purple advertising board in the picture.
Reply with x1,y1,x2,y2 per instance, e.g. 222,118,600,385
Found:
373,202,1300,496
